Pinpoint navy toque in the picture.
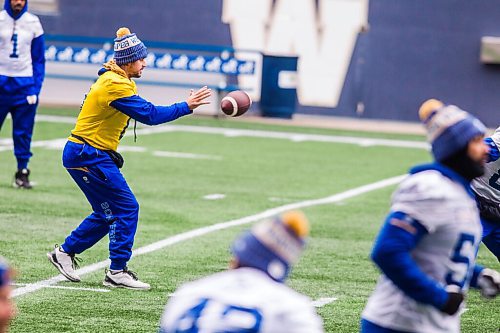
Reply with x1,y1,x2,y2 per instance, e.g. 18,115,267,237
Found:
113,27,148,65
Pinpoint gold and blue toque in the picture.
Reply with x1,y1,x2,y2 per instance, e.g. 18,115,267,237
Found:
113,27,148,65
419,99,486,162
231,210,310,282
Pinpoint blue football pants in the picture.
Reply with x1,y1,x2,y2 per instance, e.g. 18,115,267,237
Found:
482,218,500,261
0,98,37,169
62,143,139,270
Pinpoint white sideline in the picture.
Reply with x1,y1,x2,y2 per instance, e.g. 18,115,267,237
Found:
12,174,406,298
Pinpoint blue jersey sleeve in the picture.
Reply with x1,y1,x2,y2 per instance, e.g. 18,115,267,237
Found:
31,34,45,95
485,137,499,162
110,95,192,125
371,211,449,309
469,265,484,289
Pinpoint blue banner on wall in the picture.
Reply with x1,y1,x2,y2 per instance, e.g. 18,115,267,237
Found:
45,45,255,75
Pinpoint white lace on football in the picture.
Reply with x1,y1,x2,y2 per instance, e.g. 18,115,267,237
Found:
222,96,239,116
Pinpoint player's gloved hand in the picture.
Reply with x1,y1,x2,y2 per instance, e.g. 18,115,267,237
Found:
440,285,464,315
27,95,37,105
477,268,500,299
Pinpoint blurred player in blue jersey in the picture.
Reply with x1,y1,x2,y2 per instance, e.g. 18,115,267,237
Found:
47,27,212,290
159,211,324,332
471,126,500,261
361,99,500,333
0,0,45,189
0,257,15,333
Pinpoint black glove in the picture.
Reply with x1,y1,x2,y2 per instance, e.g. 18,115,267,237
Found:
441,290,464,315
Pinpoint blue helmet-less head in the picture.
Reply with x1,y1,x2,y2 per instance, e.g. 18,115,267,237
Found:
231,211,310,283
4,0,28,20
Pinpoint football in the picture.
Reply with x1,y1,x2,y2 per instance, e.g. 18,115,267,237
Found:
220,90,252,117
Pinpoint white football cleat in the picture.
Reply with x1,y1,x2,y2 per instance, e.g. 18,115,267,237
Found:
103,268,150,290
47,245,81,282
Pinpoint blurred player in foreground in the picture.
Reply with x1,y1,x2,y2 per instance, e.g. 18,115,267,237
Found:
47,27,211,290
159,211,324,332
0,0,45,189
361,99,500,333
471,126,500,262
0,257,15,333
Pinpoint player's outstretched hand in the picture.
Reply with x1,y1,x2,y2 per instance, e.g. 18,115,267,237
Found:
187,86,212,110
477,268,500,299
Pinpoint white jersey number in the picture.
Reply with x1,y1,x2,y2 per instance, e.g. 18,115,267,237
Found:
168,298,263,333
445,233,476,288
488,169,500,191
10,32,19,58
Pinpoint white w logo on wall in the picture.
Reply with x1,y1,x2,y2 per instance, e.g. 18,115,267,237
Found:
222,0,368,108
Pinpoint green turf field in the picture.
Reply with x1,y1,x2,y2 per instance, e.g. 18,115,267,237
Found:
0,107,498,333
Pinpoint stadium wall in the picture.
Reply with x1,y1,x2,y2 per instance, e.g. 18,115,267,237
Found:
362,0,500,127
37,0,500,127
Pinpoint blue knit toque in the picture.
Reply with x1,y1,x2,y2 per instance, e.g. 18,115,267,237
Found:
419,99,486,162
231,211,309,282
113,27,148,65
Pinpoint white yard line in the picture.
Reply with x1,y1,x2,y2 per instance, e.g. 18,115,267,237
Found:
203,194,226,200
34,114,429,149
153,151,221,160
0,139,13,145
116,146,147,152
12,283,110,293
0,138,67,152
312,297,338,308
1,120,428,154
35,114,76,124
133,124,429,149
12,174,406,298
167,292,336,308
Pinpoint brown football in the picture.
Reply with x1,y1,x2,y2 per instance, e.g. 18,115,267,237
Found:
220,90,252,117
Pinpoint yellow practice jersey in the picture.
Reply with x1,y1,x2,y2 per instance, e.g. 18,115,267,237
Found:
69,67,136,152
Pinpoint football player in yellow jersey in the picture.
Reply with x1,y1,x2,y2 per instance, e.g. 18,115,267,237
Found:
47,27,211,290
